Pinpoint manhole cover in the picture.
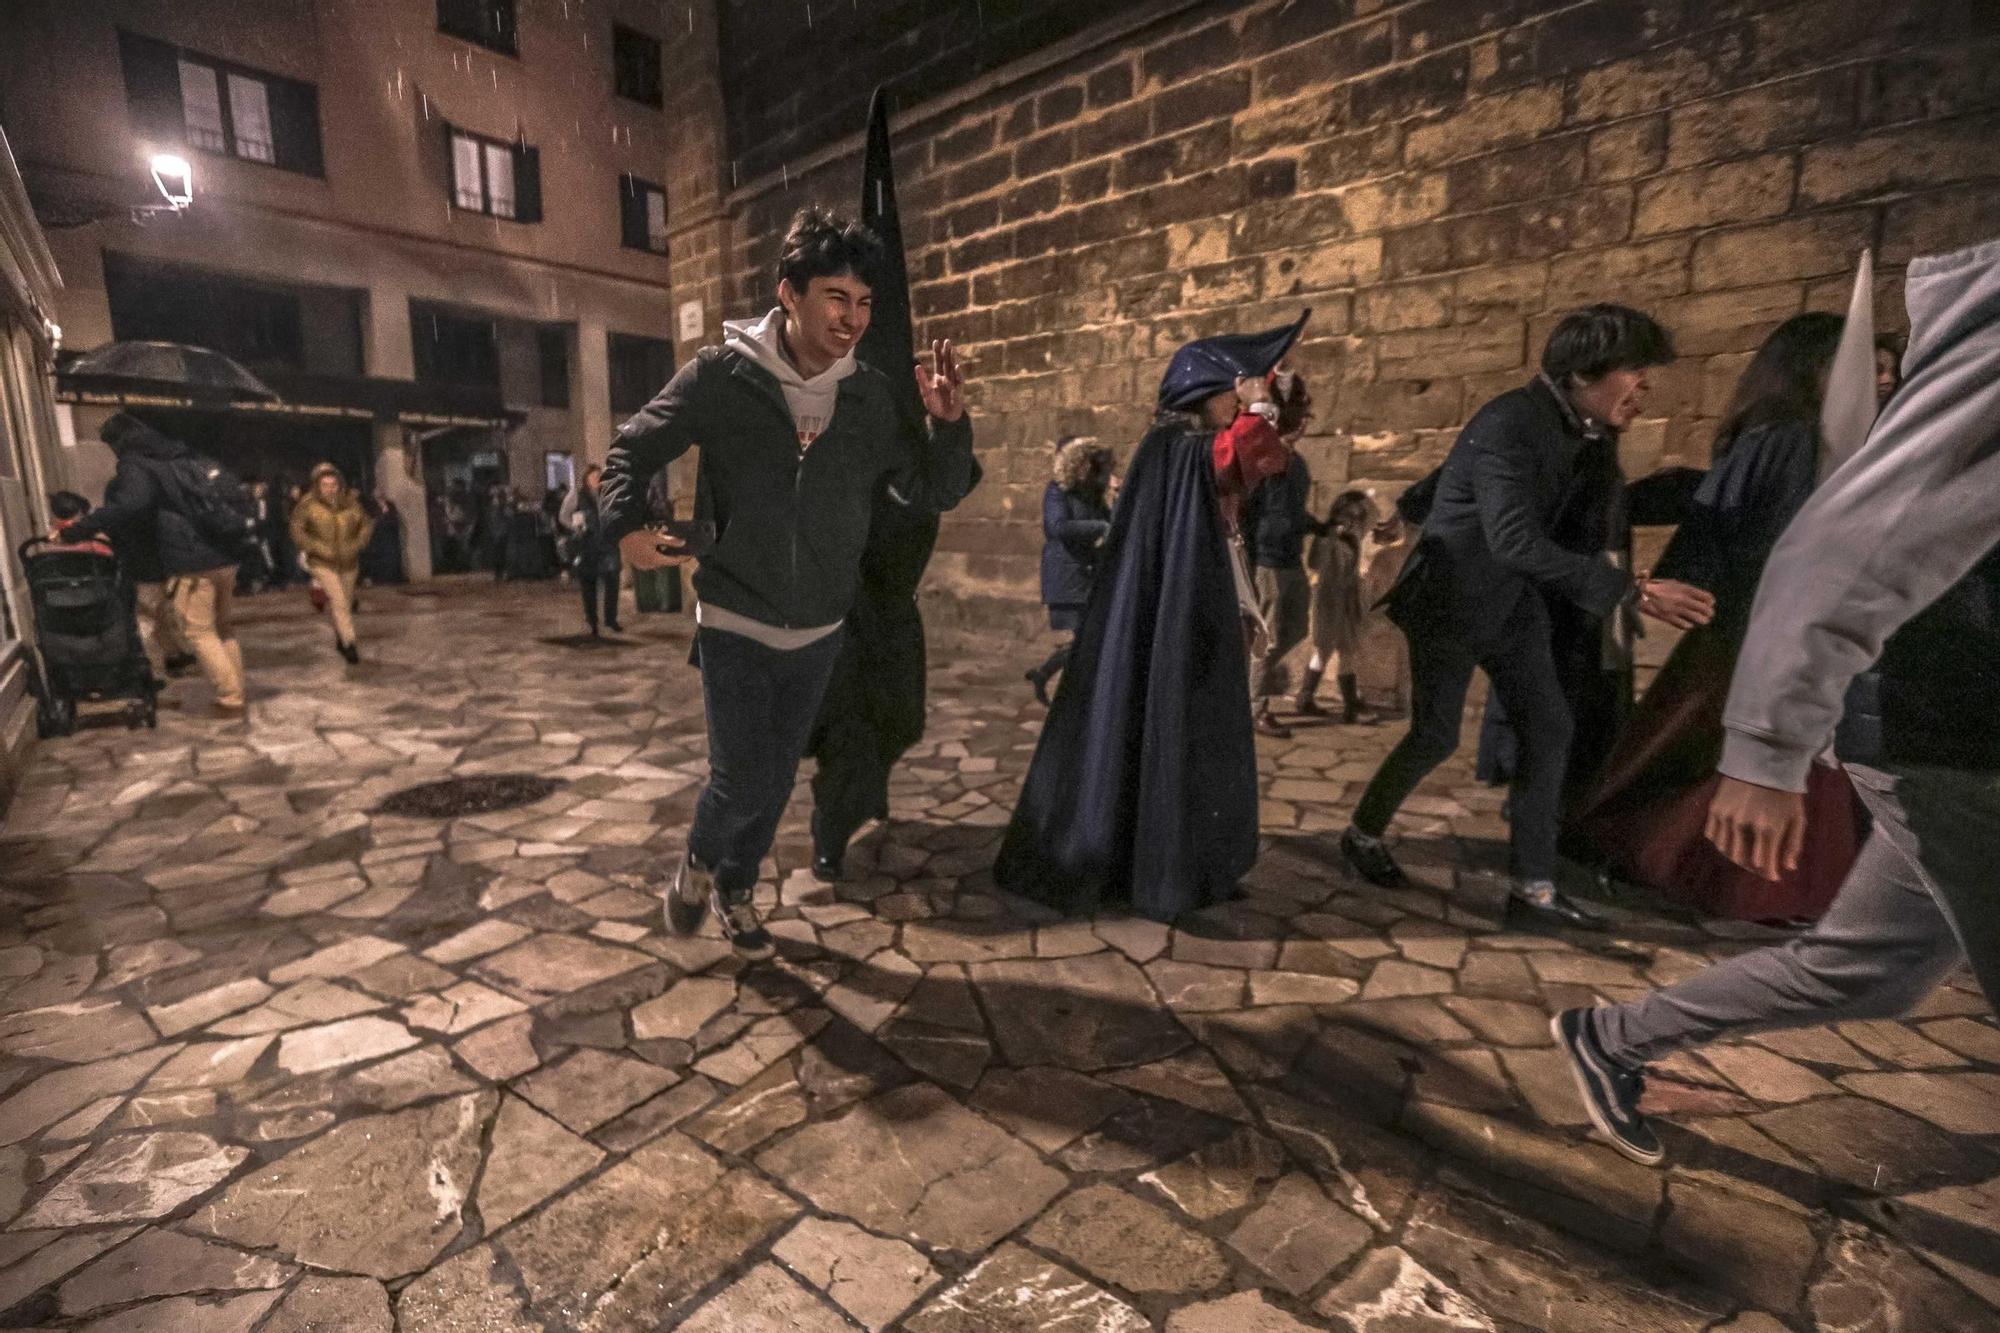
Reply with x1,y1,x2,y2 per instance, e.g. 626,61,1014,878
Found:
376,773,564,818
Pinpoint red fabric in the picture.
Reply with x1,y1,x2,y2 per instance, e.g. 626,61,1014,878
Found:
49,518,114,559
309,584,328,612
1212,412,1289,534
1573,625,1859,922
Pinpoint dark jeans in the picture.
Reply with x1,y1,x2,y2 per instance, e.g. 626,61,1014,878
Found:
1353,593,1571,880
580,566,620,630
690,625,846,898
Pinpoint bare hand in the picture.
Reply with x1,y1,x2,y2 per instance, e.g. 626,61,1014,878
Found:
1706,775,1807,881
1638,577,1715,629
620,528,688,571
916,339,966,422
1234,375,1272,408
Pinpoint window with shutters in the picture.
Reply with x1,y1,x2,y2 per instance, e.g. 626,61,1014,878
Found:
618,175,668,255
607,332,673,417
612,25,663,108
119,33,323,177
411,302,501,392
447,127,541,223
438,0,518,56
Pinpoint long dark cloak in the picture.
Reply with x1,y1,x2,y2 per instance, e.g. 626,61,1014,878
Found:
995,416,1259,921
806,86,976,855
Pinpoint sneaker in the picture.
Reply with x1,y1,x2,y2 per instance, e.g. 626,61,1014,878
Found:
663,851,712,936
1511,881,1607,931
1340,825,1406,888
710,886,775,959
812,850,845,884
1552,1009,1663,1166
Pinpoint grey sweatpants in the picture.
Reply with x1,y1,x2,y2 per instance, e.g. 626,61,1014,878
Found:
1594,762,2000,1067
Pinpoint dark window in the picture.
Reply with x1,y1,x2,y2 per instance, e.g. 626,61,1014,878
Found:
537,327,570,409
438,0,517,55
618,175,668,254
448,127,541,222
612,24,663,107
104,252,371,376
411,302,501,391
607,332,673,417
117,31,323,176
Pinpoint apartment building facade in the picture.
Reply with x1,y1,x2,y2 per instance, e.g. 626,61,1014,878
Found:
0,0,683,575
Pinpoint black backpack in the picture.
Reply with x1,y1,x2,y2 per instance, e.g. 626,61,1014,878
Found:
158,453,257,555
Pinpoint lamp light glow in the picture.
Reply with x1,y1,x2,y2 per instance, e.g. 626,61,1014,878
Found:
149,154,193,208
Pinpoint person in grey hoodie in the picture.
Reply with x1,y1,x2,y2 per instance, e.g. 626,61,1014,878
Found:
1552,234,2000,1166
601,206,974,957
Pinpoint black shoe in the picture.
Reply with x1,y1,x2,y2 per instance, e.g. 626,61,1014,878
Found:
1253,710,1293,739
1025,668,1051,708
812,851,845,884
1340,827,1406,888
338,639,360,665
711,886,774,959
164,652,197,677
604,619,623,633
664,851,711,936
1552,1009,1663,1165
1512,889,1607,931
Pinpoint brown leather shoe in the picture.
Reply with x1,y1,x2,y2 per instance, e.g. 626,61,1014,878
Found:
212,702,247,721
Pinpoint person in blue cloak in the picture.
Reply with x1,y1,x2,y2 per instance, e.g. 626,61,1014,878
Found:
995,312,1309,921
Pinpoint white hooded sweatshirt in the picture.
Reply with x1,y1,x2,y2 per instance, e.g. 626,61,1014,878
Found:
722,307,858,448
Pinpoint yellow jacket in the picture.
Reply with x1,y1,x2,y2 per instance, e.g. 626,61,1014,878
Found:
290,491,374,570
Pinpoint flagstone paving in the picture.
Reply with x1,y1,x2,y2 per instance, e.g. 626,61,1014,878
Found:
0,578,1995,1331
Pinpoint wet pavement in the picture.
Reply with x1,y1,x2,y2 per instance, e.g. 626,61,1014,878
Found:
0,577,1994,1331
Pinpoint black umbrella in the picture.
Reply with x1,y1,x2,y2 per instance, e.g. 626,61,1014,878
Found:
63,340,279,402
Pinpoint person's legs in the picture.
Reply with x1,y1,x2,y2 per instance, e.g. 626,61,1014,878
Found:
811,720,889,874
172,570,245,710
579,569,601,633
600,569,623,630
212,570,245,698
1592,824,1962,1066
310,564,357,644
689,629,844,900
1478,605,1571,885
134,582,170,678
1351,633,1477,839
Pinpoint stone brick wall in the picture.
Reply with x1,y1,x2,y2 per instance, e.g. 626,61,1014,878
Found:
712,0,2000,624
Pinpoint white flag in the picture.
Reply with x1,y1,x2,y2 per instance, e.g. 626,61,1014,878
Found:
1818,248,1876,480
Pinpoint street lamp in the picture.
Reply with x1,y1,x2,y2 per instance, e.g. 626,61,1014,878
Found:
148,154,193,209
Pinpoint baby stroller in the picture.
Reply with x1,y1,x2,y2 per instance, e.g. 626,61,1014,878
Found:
18,536,159,736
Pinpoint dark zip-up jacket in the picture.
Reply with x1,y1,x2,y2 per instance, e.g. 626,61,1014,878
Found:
71,420,238,579
597,344,976,630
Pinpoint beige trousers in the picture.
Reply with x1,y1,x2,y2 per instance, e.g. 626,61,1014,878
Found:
310,562,359,645
168,568,245,708
133,581,191,679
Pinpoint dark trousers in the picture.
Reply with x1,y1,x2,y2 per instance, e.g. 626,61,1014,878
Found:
811,725,891,861
580,567,620,630
690,626,846,898
1353,593,1571,880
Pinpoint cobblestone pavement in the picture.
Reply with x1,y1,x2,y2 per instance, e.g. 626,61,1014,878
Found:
1,579,1995,1332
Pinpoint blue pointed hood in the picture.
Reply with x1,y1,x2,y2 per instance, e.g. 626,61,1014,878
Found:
1157,309,1311,411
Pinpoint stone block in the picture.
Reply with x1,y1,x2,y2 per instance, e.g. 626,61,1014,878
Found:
1635,153,1797,236
1350,46,1471,123
1864,40,2000,126
1377,316,1527,379
1588,113,1668,181
1661,1180,1818,1312
1358,276,1456,333
1664,67,1858,167
1658,283,1805,356
1691,212,1875,290
1571,25,1757,125
1150,67,1252,136
1337,172,1452,234
1800,113,2000,207
1445,136,1590,213
1255,19,1395,104
1297,124,1405,191
1407,83,1565,168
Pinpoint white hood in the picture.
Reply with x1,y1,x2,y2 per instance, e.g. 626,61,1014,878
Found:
723,307,857,447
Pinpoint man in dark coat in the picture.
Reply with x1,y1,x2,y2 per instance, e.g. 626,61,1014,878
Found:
67,413,246,715
1339,307,1713,928
996,314,1306,922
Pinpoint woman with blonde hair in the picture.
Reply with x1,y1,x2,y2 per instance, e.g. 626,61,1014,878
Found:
289,462,374,664
1026,435,1115,705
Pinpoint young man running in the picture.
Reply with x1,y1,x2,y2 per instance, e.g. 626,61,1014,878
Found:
600,207,974,956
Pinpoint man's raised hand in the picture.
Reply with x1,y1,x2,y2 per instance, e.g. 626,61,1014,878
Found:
620,528,687,571
916,339,966,422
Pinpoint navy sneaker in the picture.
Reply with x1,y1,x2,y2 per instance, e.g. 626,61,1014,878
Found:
663,851,711,937
1340,826,1406,888
711,886,775,960
1552,1008,1664,1165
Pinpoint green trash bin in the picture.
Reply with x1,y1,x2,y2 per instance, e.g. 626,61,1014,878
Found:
633,566,683,614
